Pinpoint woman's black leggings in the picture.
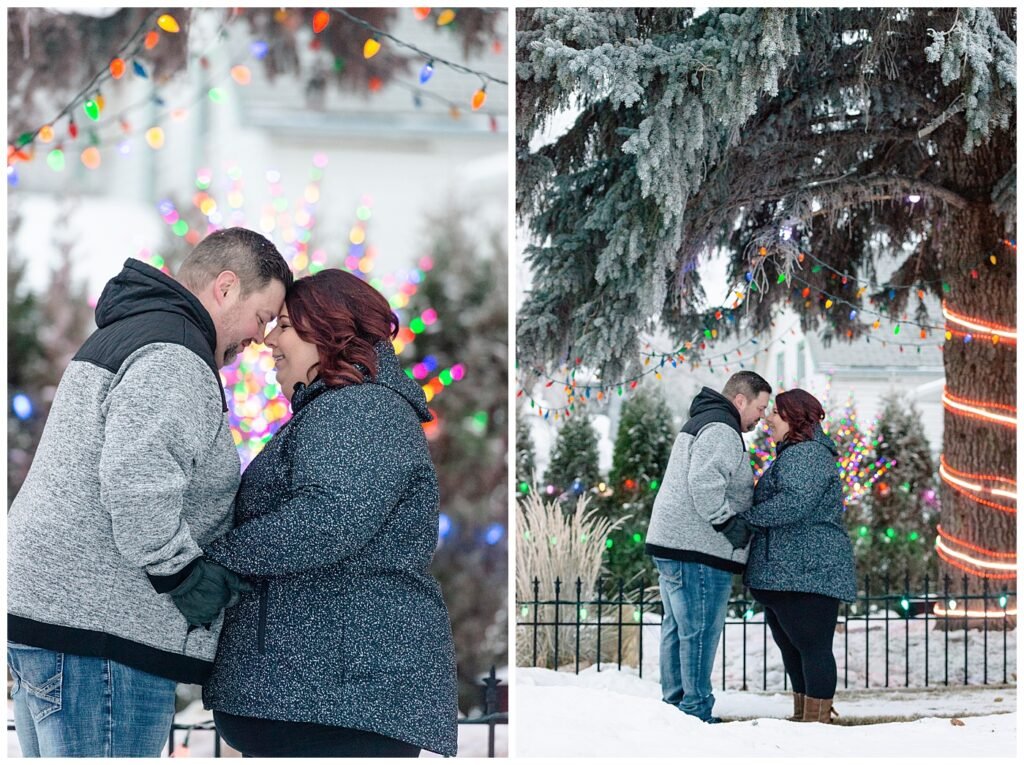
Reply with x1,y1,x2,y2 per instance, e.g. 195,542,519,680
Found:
749,588,841,699
213,711,422,758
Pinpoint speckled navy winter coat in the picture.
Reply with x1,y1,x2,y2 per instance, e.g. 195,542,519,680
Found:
742,425,857,603
201,342,458,757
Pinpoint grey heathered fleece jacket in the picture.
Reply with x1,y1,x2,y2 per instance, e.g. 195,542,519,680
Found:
7,260,240,683
743,425,858,602
202,342,459,757
645,387,754,573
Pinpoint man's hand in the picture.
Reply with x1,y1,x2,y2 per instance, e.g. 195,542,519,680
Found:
712,515,753,550
169,558,253,626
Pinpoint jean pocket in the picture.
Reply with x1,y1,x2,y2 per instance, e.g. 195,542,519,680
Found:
7,644,63,722
653,557,682,587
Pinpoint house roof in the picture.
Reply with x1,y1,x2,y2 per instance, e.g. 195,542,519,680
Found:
805,329,943,372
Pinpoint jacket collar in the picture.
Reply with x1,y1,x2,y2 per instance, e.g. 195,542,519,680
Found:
290,377,329,414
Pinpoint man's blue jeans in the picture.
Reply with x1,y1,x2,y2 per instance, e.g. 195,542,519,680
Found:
653,558,733,722
7,642,176,757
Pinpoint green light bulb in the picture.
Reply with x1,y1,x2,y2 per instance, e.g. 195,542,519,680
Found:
47,149,65,171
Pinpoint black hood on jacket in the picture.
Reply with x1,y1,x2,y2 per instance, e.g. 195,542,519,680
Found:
76,259,226,410
681,386,743,438
95,259,218,350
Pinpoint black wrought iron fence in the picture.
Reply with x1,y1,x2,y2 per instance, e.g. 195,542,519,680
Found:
517,574,1015,690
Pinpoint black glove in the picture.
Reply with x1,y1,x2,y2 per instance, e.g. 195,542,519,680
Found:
712,515,753,550
169,558,253,627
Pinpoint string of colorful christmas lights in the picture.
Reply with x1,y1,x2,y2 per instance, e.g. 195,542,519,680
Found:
8,7,505,177
795,240,1015,293
520,321,805,418
8,9,164,153
515,237,1015,420
329,7,508,85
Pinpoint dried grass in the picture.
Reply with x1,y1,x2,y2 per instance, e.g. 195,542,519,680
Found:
516,489,652,668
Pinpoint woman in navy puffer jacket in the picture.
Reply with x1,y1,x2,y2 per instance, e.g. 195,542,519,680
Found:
742,389,856,725
202,269,458,757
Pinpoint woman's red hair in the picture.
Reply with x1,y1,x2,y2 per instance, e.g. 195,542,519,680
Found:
285,269,399,388
774,388,825,445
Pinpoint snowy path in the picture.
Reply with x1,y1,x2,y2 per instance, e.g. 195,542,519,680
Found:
516,667,1016,757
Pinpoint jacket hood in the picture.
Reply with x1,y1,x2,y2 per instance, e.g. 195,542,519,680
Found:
291,341,432,423
689,387,741,426
95,259,217,351
779,423,838,456
811,423,838,455
372,341,432,423
681,386,742,439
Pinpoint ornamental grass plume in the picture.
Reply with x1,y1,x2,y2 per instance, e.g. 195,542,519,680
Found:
516,487,630,668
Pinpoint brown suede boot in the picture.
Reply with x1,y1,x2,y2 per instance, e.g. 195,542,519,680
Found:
801,695,839,723
788,692,805,721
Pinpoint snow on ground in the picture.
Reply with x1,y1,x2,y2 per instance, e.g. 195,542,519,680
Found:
516,667,1017,758
611,614,1016,690
6,699,507,758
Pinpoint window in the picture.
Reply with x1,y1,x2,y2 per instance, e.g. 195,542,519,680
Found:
797,341,806,382
776,352,786,387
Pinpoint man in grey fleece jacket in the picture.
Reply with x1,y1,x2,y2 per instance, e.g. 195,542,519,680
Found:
645,371,771,723
7,228,291,757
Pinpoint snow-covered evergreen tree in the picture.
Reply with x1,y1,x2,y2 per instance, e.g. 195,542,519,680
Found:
603,387,674,587
544,414,601,498
846,394,939,588
517,8,1015,621
405,207,508,714
516,402,538,496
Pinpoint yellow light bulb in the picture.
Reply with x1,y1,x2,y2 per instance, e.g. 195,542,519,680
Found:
363,38,381,59
145,127,165,150
157,14,180,33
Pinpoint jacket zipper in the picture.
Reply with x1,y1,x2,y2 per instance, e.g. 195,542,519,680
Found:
257,581,268,655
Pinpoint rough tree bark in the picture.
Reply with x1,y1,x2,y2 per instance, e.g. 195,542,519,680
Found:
935,136,1016,631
